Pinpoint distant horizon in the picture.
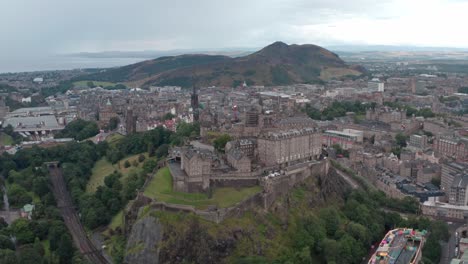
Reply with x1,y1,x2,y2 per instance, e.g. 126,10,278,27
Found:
68,43,468,57
3,42,468,74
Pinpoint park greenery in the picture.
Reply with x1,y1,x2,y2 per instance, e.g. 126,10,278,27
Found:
1,124,23,145
303,101,377,120
213,134,232,153
55,119,99,141
392,132,409,158
0,120,200,263
383,101,435,118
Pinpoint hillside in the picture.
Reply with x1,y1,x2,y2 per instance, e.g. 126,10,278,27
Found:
81,41,364,87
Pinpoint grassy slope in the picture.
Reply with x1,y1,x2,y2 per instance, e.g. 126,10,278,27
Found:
143,167,262,209
73,80,116,88
319,67,362,80
86,158,116,193
106,133,124,147
109,210,124,230
86,153,148,193
0,132,13,146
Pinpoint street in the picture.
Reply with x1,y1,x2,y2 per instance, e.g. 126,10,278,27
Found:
440,222,465,264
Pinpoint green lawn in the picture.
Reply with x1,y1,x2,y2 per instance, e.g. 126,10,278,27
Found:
87,153,149,193
86,158,116,193
109,210,124,230
0,132,13,146
117,153,148,176
143,167,262,209
73,80,116,88
41,240,52,260
106,133,124,147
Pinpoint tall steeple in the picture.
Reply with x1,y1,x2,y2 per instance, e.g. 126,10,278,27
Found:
190,72,199,122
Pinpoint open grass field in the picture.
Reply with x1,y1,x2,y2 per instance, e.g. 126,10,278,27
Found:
143,167,262,209
117,153,148,175
86,158,116,193
73,80,116,88
109,210,124,230
319,67,362,80
105,133,124,147
86,153,149,193
0,132,13,146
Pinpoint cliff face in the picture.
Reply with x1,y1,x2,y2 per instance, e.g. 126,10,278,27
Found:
124,215,163,264
124,167,351,264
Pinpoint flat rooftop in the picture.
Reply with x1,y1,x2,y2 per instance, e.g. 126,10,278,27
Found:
369,228,426,264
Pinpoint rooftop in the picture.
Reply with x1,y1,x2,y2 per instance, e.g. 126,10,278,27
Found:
3,115,62,131
368,228,426,264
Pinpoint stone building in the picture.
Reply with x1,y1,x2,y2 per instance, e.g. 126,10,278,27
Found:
417,166,439,184
423,119,449,135
225,139,256,158
449,174,468,206
226,148,251,173
98,98,118,128
179,148,216,192
366,107,406,123
441,162,468,201
433,136,468,162
322,129,363,150
408,134,428,150
257,127,321,167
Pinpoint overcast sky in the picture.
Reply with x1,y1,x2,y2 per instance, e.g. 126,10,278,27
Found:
1,0,468,62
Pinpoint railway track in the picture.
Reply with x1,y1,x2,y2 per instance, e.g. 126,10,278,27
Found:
47,162,110,264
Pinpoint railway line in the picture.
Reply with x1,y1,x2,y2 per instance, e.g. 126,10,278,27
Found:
47,162,110,264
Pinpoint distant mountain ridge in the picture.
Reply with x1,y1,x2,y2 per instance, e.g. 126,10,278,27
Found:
82,41,364,87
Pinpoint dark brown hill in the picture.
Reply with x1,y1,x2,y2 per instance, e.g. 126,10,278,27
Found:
84,41,364,87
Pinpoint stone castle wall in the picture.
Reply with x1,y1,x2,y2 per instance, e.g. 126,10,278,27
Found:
124,160,329,233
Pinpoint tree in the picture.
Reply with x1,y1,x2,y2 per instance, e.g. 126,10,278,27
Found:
138,154,146,163
32,177,49,197
319,207,341,237
163,112,175,120
323,239,339,263
431,177,441,187
0,249,17,264
213,134,232,153
123,160,131,168
155,144,169,158
48,221,67,251
107,147,123,164
142,159,158,174
148,144,156,157
10,218,35,244
108,117,120,131
7,184,32,207
86,81,95,88
57,233,74,264
19,245,43,264
0,235,14,250
395,133,408,148
55,119,99,141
